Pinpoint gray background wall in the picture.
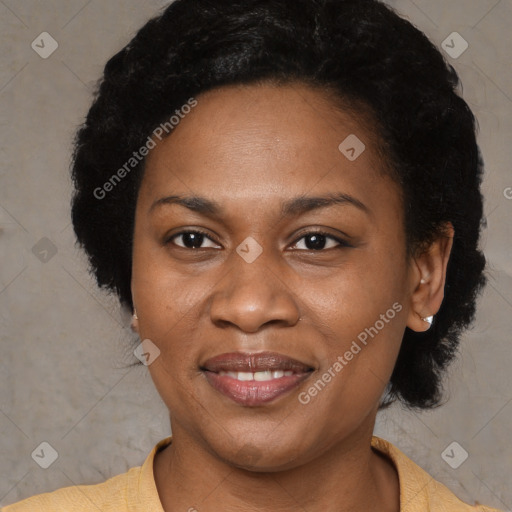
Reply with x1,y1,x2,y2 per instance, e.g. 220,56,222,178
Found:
1,0,511,509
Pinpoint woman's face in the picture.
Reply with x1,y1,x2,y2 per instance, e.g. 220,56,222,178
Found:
131,83,420,470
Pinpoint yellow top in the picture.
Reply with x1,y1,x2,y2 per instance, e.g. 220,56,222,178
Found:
1,436,504,511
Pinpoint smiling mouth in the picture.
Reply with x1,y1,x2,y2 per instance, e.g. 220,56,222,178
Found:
200,351,314,406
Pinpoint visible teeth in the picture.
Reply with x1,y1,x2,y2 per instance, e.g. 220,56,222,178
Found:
217,370,294,381
254,371,273,381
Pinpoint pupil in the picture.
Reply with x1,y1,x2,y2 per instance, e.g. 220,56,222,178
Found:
184,233,203,248
306,234,326,250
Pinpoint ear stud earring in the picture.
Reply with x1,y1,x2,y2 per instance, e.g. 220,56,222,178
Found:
420,273,432,284
421,315,433,328
131,310,139,333
419,276,433,328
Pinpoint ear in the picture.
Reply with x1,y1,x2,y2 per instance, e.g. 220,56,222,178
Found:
406,222,454,332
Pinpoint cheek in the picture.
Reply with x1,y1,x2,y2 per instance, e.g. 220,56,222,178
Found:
132,235,204,327
131,246,205,397
308,284,405,394
299,314,404,438
146,358,208,435
297,244,406,411
302,242,406,339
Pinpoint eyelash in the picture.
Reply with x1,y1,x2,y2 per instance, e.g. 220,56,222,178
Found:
165,229,352,251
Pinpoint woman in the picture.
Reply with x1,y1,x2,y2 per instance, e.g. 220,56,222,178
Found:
2,0,503,510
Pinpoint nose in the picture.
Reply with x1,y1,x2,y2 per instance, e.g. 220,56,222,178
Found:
209,251,301,333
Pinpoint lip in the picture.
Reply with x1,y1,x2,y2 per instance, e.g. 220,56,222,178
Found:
200,351,314,406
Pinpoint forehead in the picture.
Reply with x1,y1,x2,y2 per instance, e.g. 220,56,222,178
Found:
139,82,400,218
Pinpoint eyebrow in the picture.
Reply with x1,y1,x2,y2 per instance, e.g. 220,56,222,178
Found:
149,192,371,218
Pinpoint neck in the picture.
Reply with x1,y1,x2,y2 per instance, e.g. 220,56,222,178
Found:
153,419,399,512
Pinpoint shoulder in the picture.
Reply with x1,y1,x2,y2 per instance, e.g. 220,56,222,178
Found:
1,436,172,512
1,466,141,512
426,477,504,512
371,436,505,512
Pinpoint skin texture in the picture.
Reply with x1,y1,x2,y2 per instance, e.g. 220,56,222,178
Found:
130,83,454,512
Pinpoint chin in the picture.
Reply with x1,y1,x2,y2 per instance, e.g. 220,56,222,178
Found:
215,438,307,473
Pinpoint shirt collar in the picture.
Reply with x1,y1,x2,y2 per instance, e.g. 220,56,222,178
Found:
135,435,434,512
371,435,435,511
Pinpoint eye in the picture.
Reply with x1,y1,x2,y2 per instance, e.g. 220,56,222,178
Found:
165,229,351,251
167,230,221,249
291,231,351,251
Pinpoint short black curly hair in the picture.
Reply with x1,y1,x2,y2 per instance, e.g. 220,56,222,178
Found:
70,0,487,410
